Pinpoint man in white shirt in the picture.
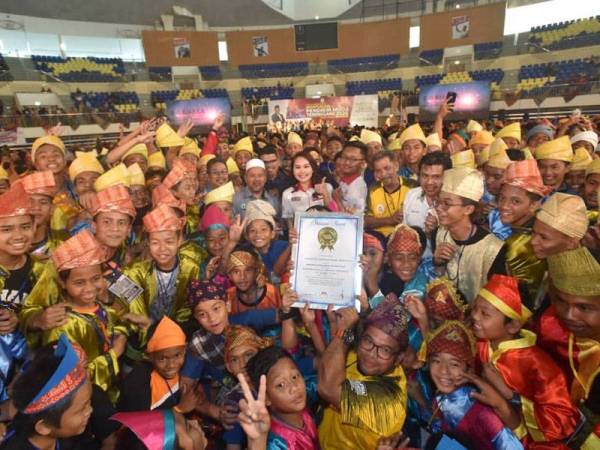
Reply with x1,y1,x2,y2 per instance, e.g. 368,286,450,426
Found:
336,142,368,215
404,151,452,256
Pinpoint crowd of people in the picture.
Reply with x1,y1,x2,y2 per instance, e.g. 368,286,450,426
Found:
0,100,596,450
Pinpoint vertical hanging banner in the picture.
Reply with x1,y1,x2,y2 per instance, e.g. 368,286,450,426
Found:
452,15,470,39
252,36,269,57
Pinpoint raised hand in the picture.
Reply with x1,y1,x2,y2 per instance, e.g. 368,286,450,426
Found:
281,287,299,312
205,256,221,280
433,242,457,266
237,373,270,441
213,113,225,130
229,214,248,243
461,371,508,410
314,177,328,197
177,119,194,138
299,303,316,325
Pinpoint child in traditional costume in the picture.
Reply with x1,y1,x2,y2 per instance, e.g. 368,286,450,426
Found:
246,346,319,450
536,247,600,449
0,335,92,450
472,274,579,448
126,204,200,335
181,279,287,433
40,230,127,401
425,320,523,450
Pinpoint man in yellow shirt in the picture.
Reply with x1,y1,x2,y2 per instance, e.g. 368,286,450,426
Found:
318,296,409,450
365,151,416,237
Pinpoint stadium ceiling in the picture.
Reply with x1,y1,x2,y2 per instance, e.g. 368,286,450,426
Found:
0,0,464,27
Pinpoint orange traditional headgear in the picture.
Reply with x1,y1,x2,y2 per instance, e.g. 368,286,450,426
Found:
147,316,186,353
503,160,551,198
90,184,136,218
20,171,57,197
224,325,273,362
387,224,422,255
151,184,187,214
162,159,197,189
478,274,532,324
143,204,186,233
51,230,109,272
0,184,30,218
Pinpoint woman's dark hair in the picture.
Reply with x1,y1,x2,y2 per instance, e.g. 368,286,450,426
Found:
246,346,294,389
290,150,321,186
10,345,79,437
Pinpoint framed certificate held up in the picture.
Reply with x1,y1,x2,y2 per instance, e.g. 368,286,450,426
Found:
290,212,363,310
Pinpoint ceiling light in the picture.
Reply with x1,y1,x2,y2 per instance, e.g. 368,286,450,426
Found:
315,15,319,20
456,4,460,9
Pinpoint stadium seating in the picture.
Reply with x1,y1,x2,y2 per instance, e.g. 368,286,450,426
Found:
346,78,402,96
414,74,444,88
470,69,504,84
241,86,294,100
148,67,172,82
71,91,139,112
200,66,222,80
517,59,597,92
419,49,443,65
32,55,125,82
202,88,229,98
529,16,600,51
474,41,502,60
440,71,472,84
328,54,400,73
238,62,308,79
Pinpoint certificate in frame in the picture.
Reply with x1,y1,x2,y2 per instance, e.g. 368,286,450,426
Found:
290,211,363,310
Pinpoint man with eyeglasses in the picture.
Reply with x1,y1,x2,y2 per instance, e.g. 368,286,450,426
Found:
317,296,410,450
257,146,294,198
433,167,507,303
336,142,368,215
206,158,229,192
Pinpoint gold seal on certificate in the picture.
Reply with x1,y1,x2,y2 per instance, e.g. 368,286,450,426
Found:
291,212,363,310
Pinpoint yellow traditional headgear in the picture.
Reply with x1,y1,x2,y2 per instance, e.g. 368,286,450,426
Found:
0,167,8,181
466,120,483,134
399,124,427,146
426,133,442,148
476,145,490,167
128,163,145,186
495,122,521,141
199,154,216,166
486,142,512,170
204,181,234,205
287,132,303,147
180,138,201,158
31,135,66,162
387,139,402,151
442,167,484,201
450,150,476,169
547,247,600,297
233,137,254,157
534,136,573,162
470,130,495,147
122,143,148,162
226,157,240,174
586,157,600,176
536,193,588,239
69,152,105,181
94,163,130,192
156,123,185,148
388,132,398,142
568,147,592,172
360,129,382,145
148,151,167,170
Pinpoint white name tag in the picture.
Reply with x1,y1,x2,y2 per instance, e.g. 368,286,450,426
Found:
108,274,143,305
